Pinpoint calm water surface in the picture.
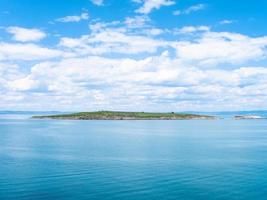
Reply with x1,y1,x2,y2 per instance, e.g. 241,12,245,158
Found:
0,118,267,199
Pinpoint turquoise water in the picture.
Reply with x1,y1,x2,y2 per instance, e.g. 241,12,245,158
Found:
1,117,267,199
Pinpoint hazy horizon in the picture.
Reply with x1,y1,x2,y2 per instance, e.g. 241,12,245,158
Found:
1,110,267,114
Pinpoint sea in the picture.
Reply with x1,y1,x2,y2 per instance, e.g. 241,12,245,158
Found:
1,111,267,200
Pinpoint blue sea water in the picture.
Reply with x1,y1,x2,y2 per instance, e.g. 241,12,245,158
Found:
1,115,267,199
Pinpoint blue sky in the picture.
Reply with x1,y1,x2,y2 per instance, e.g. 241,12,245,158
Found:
0,0,267,111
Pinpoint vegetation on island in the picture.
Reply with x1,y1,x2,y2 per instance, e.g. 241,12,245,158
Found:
33,111,216,120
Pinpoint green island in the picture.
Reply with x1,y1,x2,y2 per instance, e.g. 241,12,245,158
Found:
32,111,216,120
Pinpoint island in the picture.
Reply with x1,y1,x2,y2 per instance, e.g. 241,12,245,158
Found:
234,115,267,120
32,111,216,120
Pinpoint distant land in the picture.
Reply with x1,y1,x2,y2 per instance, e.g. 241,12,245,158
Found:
185,110,267,118
234,115,267,120
32,111,216,120
1,110,267,120
0,111,66,115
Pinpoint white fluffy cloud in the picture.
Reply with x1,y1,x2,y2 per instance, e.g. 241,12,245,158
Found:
173,31,267,66
58,23,267,68
56,12,89,23
5,52,267,111
0,43,63,61
134,0,175,14
6,27,46,42
59,24,168,55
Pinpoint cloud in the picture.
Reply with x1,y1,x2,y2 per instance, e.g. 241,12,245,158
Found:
59,22,267,67
219,20,236,25
134,0,175,14
147,28,164,35
173,4,206,16
59,21,168,55
90,0,104,6
1,17,267,111
5,53,267,111
56,12,89,23
0,43,63,61
59,33,167,55
6,27,46,42
8,76,37,91
0,62,21,84
173,31,267,66
124,15,151,28
184,4,206,14
176,25,210,34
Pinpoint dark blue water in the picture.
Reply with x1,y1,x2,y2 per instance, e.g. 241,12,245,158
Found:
1,118,267,200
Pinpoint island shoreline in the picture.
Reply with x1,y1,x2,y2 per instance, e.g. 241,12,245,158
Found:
32,111,217,120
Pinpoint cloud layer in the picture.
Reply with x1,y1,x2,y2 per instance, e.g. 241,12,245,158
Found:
0,1,267,111
1,15,267,111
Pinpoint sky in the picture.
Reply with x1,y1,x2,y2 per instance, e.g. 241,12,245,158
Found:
0,0,267,112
